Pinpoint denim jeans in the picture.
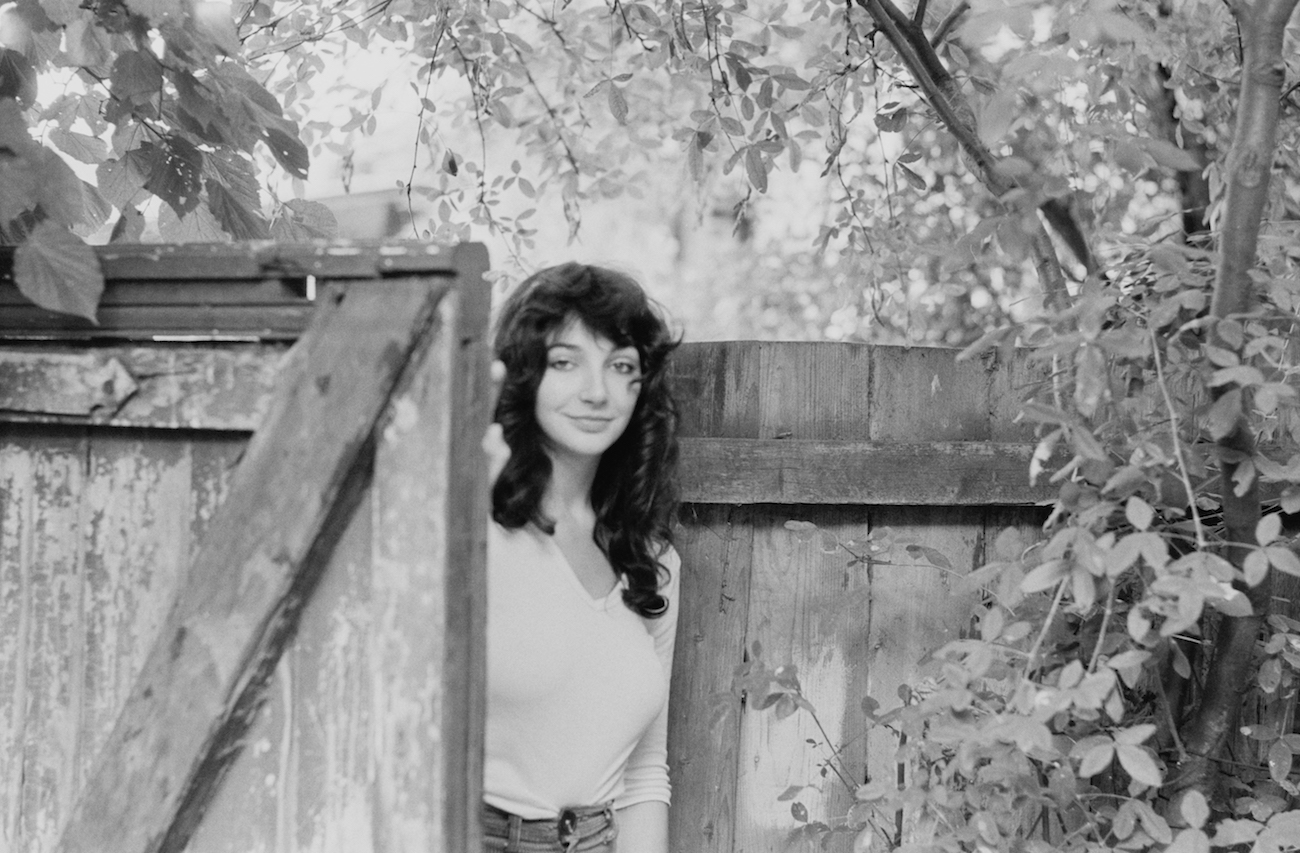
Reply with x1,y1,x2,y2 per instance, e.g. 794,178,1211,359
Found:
482,801,617,852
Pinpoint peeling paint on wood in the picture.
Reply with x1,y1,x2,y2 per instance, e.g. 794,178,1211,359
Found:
0,346,286,431
0,352,138,418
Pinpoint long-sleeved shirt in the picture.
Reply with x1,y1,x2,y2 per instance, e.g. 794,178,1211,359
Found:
484,521,679,819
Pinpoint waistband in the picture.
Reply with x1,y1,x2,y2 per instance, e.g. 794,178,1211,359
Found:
482,801,615,850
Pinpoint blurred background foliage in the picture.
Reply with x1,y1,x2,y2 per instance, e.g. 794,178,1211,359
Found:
0,0,1296,344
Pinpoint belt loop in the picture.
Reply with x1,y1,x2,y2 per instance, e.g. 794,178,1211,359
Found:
507,813,522,852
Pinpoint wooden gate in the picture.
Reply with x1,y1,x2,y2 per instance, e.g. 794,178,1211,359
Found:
0,243,492,853
666,342,1051,853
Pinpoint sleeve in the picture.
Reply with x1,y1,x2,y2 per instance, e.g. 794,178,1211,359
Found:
616,545,682,810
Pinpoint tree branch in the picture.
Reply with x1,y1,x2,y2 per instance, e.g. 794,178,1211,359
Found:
855,0,1076,307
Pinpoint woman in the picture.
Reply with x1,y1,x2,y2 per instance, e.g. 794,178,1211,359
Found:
481,262,681,853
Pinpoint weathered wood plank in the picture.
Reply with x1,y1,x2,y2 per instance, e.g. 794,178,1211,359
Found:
0,430,90,853
869,346,1000,441
733,507,873,853
368,277,489,851
670,341,764,439
0,305,316,341
679,438,1051,505
0,241,459,285
859,507,986,794
0,345,288,430
669,504,755,853
0,352,138,418
183,488,377,853
758,342,873,440
55,277,453,853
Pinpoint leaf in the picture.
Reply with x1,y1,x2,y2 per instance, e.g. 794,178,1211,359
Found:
1116,744,1162,787
894,162,926,191
157,201,227,242
1211,819,1262,847
1113,723,1156,746
873,107,906,132
1259,657,1283,693
206,179,268,240
109,49,162,103
13,221,104,322
0,46,37,106
271,199,338,241
778,785,805,801
136,135,203,217
1268,740,1293,784
1077,742,1114,777
607,83,628,124
1268,547,1300,578
1125,496,1154,531
744,146,767,193
96,156,148,210
1021,559,1067,593
264,126,309,179
1282,487,1300,515
1258,514,1283,545
48,127,107,164
1163,828,1210,853
791,801,808,822
1245,549,1271,587
1206,388,1242,441
1179,790,1210,829
1140,137,1201,172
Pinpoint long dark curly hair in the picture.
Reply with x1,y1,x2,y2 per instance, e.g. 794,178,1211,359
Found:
492,262,680,618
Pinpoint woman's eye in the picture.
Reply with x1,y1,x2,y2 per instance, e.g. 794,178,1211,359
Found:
612,361,641,376
547,358,574,370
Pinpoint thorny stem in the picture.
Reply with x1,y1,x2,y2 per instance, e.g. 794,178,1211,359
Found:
1149,325,1208,549
1086,583,1116,673
1024,579,1068,678
407,23,447,239
806,706,857,791
1157,677,1189,760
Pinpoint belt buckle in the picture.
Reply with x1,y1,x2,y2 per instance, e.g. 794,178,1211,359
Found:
558,808,579,849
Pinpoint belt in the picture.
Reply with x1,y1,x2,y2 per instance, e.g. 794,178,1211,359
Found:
482,801,615,851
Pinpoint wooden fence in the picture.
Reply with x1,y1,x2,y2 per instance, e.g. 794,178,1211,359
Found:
1,248,1054,853
666,342,1051,853
0,243,492,853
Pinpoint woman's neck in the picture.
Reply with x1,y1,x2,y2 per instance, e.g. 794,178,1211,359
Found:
543,451,600,529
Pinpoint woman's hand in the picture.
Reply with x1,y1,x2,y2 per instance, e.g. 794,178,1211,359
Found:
481,360,510,486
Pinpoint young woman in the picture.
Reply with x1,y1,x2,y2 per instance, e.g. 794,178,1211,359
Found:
481,263,681,853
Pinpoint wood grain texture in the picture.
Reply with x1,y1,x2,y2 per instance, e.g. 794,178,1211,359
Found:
733,506,873,853
0,429,89,853
183,488,377,853
678,438,1051,505
0,346,285,430
669,504,755,853
54,277,451,853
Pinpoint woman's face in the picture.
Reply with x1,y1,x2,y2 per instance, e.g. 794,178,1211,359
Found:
534,318,642,463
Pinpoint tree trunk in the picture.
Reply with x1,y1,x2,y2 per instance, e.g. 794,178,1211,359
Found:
1169,0,1299,797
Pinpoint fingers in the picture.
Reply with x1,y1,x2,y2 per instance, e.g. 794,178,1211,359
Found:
483,360,510,485
482,421,510,484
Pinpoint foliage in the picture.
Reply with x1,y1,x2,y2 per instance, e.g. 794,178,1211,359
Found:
0,0,337,320
745,248,1300,850
0,0,1274,341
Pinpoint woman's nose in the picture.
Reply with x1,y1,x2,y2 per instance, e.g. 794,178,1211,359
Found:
578,367,609,402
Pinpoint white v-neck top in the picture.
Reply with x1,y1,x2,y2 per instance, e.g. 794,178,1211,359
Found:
484,521,680,819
